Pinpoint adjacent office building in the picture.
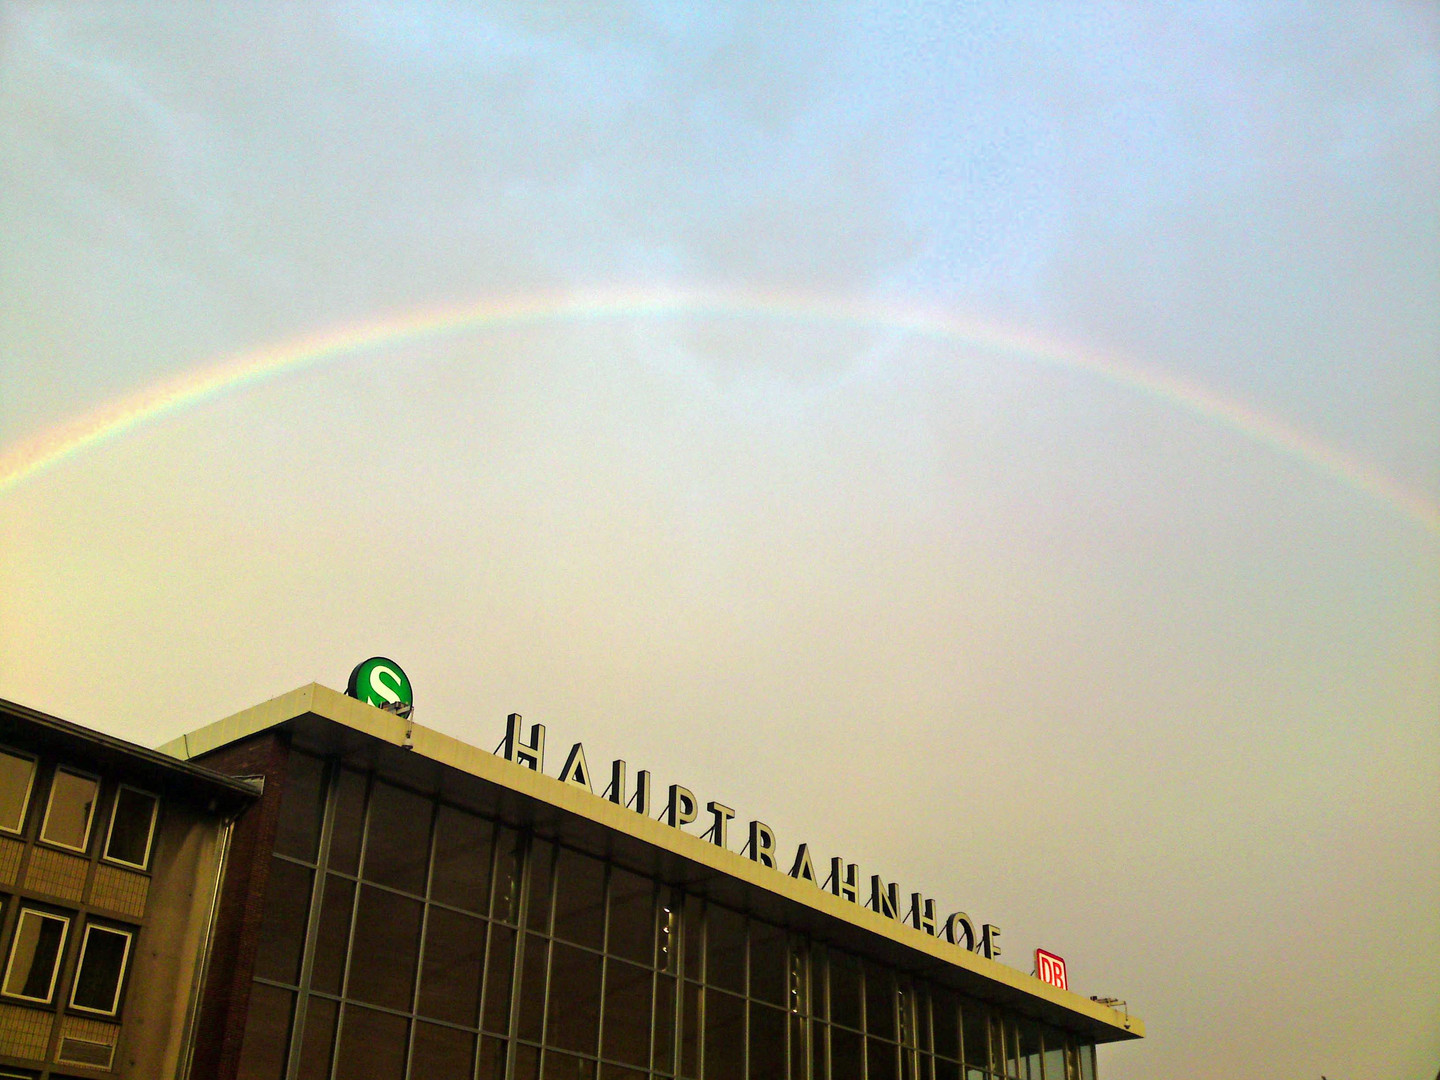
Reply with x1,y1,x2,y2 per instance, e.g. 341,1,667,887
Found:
159,683,1142,1080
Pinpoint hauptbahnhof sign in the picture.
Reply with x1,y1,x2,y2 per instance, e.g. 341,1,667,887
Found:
497,712,1006,964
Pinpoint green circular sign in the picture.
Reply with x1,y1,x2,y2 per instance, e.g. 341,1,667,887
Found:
346,657,413,711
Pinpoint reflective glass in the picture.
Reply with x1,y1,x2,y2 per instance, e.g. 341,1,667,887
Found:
601,1065,646,1080
528,841,555,933
411,1022,476,1080
552,847,605,949
682,894,704,981
104,786,158,868
811,1021,828,1080
514,1044,541,1080
866,962,896,1040
3,909,68,1001
706,905,746,995
935,1057,961,1080
748,1001,785,1079
347,884,423,1010
235,983,294,1080
310,875,355,995
70,925,131,1014
493,827,522,923
831,1025,863,1080
961,1003,988,1068
547,942,602,1053
518,935,549,1042
335,1004,408,1080
0,750,35,833
829,951,862,1031
1078,1043,1095,1080
542,1050,595,1080
483,925,517,1035
789,1013,808,1080
479,1036,507,1080
432,804,494,913
680,981,700,1078
606,868,654,965
704,989,745,1080
362,781,433,894
274,752,326,862
254,859,313,985
418,905,485,1026
932,987,959,1060
327,768,367,876
602,957,651,1067
653,972,676,1070
748,921,787,1006
1017,1020,1041,1080
295,996,338,1080
1043,1042,1065,1080
41,768,97,851
868,1036,899,1080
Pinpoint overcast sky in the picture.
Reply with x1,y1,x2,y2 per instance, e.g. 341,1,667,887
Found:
2,4,1437,1078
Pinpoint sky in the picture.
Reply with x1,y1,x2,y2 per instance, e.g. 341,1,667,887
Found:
1,3,1437,1078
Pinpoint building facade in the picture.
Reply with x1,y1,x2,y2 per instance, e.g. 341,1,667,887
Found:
164,684,1142,1080
0,697,257,1080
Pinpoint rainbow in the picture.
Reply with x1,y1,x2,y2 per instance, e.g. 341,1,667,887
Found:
2,286,1436,534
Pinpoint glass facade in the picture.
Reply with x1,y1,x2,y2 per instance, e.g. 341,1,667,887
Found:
240,752,1098,1080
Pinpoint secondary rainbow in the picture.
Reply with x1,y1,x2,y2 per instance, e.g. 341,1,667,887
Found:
2,286,1435,534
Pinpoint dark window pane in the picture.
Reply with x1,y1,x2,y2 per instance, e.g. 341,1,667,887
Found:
542,1050,596,1080
418,906,485,1026
602,958,651,1067
866,962,895,1040
236,983,293,1080
1019,1020,1042,1080
705,906,745,995
812,1022,828,1080
653,972,676,1071
328,769,367,875
811,945,829,1021
790,1013,808,1080
493,827,522,923
274,752,326,862
528,841,555,933
682,894,703,981
3,910,67,1000
311,875,355,995
71,926,131,1013
552,848,605,949
961,1001,988,1068
334,1004,408,1080
483,925,516,1035
105,787,158,867
41,768,97,851
362,781,433,894
601,1065,646,1080
296,996,338,1080
411,1022,476,1080
830,951,862,1031
704,989,744,1080
348,884,423,1011
518,934,549,1042
432,804,494,913
514,1043,540,1080
868,1037,898,1080
831,1026,863,1080
680,981,700,1079
606,868,654,965
748,921,787,1006
0,750,35,833
748,1001,785,1080
658,894,680,974
480,1036,507,1080
934,1057,961,1080
547,942,601,1053
933,987,958,1059
254,859,313,984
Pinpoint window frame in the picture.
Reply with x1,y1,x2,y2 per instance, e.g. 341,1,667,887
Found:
0,746,38,836
101,784,160,871
67,921,135,1017
39,766,102,854
2,907,72,1004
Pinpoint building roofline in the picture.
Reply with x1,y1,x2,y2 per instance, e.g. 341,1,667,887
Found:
161,683,1143,1043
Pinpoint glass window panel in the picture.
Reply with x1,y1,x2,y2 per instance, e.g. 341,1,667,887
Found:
528,840,555,933
601,1065,646,1080
748,921,787,1006
606,868,654,966
411,1022,476,1080
791,945,809,1018
829,951,862,1031
479,1035,507,1080
811,944,829,1021
70,925,132,1014
518,934,549,1043
680,980,701,1079
811,1021,828,1080
831,1026,863,1080
514,1043,541,1080
104,786,158,868
705,905,746,995
932,987,959,1060
547,942,602,1053
432,804,494,913
866,962,896,1041
0,750,36,833
334,1004,408,1080
542,1050,596,1080
41,768,98,851
1077,1044,1095,1080
493,827,522,923
682,894,704,981
327,768,367,876
362,781,433,895
348,884,423,1011
868,1037,899,1080
997,1017,1017,1078
961,1003,988,1069
295,996,338,1080
1018,1020,1042,1080
3,909,68,1001
704,989,745,1080
658,895,680,974
483,925,517,1035
552,847,606,949
748,1001,785,1080
1043,1045,1065,1080
418,905,485,1026
254,858,313,985
274,752,326,862
935,1057,961,1080
964,1069,985,1080
311,875,355,995
789,1013,808,1080
653,972,676,1072
237,984,294,1080
602,957,651,1067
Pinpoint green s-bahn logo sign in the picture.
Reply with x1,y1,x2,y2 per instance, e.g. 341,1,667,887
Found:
346,657,413,717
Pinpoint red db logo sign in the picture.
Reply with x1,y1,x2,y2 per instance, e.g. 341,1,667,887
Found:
1035,949,1068,990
